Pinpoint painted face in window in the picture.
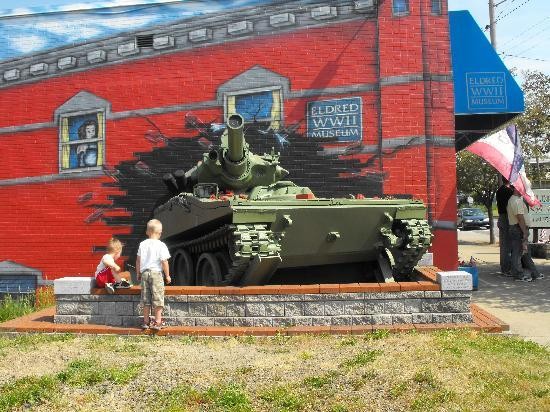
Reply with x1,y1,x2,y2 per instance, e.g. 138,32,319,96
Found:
85,124,96,139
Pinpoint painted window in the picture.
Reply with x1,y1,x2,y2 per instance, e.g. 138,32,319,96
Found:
431,0,442,14
59,111,104,172
226,88,282,130
392,0,409,16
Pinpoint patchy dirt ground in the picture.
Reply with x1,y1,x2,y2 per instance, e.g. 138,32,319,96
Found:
0,330,548,411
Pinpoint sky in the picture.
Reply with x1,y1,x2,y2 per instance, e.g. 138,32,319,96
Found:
0,0,548,78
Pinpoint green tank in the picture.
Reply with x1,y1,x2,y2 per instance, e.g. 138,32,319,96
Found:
154,114,432,286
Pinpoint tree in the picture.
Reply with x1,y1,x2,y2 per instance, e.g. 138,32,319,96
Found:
456,151,499,244
515,70,550,187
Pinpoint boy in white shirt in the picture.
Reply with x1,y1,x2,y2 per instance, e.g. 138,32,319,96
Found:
137,219,171,331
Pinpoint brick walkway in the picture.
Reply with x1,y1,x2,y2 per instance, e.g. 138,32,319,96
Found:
0,304,507,337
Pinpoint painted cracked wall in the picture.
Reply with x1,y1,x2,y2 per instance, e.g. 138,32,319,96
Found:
0,0,457,280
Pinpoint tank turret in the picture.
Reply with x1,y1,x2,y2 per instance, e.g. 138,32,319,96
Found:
164,114,293,196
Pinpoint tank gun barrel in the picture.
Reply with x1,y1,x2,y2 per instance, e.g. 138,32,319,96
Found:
226,114,245,163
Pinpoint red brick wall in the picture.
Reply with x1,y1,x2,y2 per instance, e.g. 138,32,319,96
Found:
0,1,457,280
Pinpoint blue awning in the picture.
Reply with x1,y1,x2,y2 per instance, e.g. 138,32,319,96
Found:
449,11,524,150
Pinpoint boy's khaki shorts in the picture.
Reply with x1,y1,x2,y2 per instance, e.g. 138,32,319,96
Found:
140,269,165,308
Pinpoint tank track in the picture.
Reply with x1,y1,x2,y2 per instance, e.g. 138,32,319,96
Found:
391,219,432,276
173,224,281,285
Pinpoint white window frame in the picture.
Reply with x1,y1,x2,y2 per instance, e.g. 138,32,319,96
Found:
58,109,106,174
223,86,284,128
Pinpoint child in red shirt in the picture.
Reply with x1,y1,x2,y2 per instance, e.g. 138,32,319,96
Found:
95,238,130,294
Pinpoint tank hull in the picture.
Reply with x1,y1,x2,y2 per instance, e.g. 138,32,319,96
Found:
155,195,431,285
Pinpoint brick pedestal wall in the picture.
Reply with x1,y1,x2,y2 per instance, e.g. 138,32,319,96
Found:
54,289,472,328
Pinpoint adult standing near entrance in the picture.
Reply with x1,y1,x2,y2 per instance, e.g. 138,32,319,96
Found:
496,178,513,276
507,185,542,282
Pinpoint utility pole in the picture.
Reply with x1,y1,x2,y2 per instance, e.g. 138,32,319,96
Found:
488,0,497,50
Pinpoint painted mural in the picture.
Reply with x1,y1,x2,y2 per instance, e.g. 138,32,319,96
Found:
0,1,271,62
0,0,458,282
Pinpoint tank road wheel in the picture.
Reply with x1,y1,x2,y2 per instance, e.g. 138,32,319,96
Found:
172,249,195,286
196,253,223,286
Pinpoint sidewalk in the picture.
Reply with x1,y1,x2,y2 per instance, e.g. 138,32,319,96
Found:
459,240,550,346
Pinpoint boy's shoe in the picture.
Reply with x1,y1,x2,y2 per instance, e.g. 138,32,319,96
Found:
119,279,132,288
532,273,544,280
105,283,115,294
150,320,165,331
514,276,533,283
141,323,150,330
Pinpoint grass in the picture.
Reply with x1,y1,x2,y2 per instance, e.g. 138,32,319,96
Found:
0,356,143,411
0,286,56,323
0,333,74,357
0,375,58,411
0,295,35,323
0,330,548,411
339,349,382,368
150,383,252,412
57,358,143,386
259,386,305,411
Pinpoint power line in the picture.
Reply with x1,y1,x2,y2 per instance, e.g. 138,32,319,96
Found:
500,53,549,62
500,15,550,49
485,0,534,31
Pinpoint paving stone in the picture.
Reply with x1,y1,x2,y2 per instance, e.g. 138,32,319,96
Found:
324,301,346,316
273,317,295,327
264,303,285,317
424,291,442,298
392,314,413,324
253,318,273,327
403,299,422,313
167,295,188,303
195,318,215,326
214,318,235,326
310,317,332,326
122,316,140,327
372,314,393,325
189,303,208,316
285,302,304,316
245,303,266,317
399,291,425,299
384,300,405,313
293,317,313,326
344,301,364,315
105,316,123,327
207,304,227,317
422,299,469,313
412,313,432,323
97,302,116,315
304,302,324,316
442,291,472,298
169,303,190,317
331,316,353,326
352,315,374,325
365,301,384,314
115,302,134,316
57,302,98,315
432,313,453,323
453,313,474,323
169,318,195,326
233,317,254,327
226,303,246,317
245,294,285,302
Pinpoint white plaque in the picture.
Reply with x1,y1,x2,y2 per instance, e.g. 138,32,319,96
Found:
436,271,473,291
54,277,95,295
